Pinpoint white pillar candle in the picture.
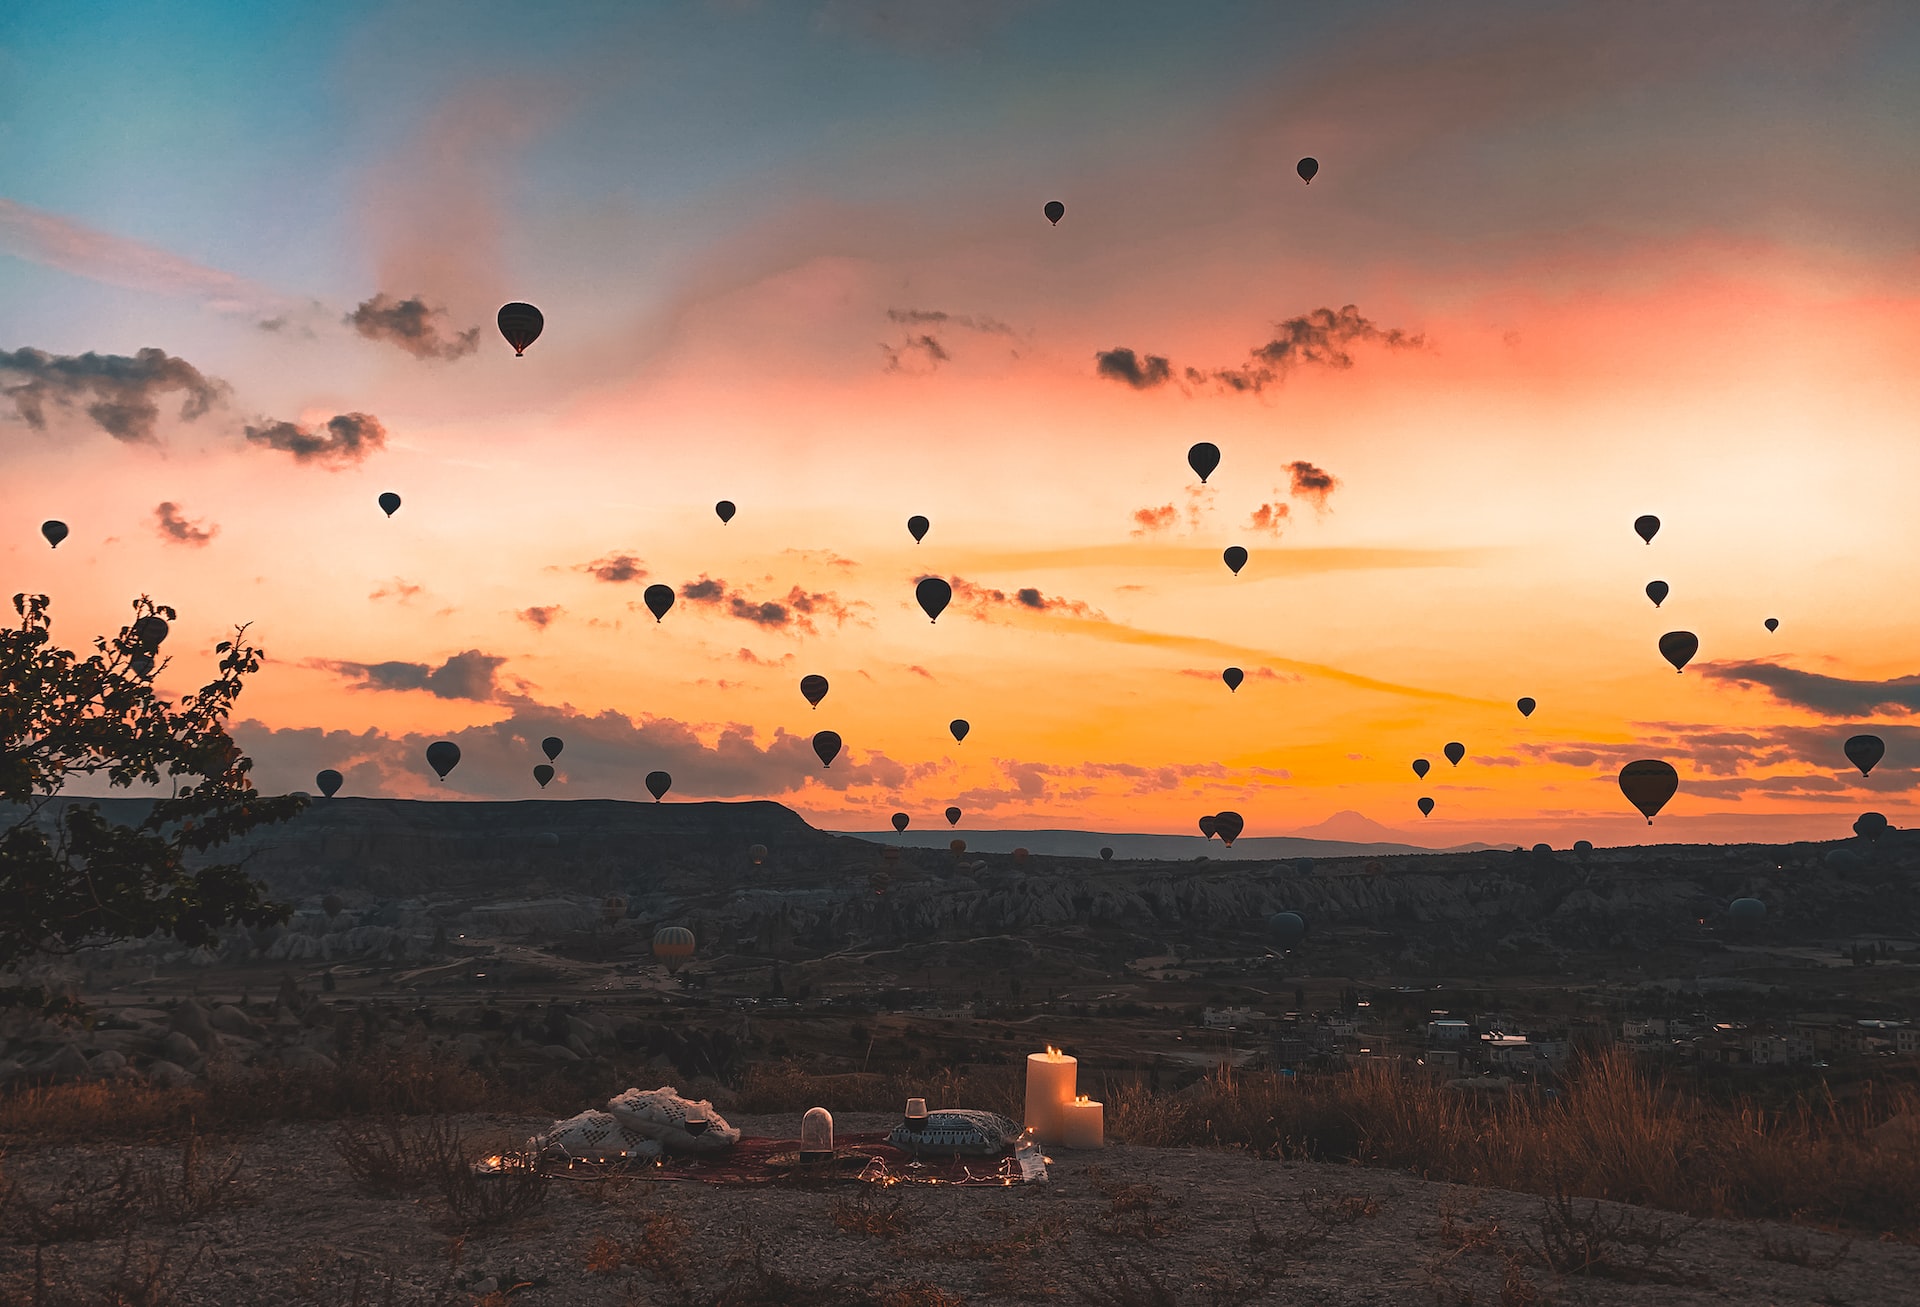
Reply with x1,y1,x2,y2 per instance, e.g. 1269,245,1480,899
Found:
1025,1047,1077,1143
1061,1096,1104,1149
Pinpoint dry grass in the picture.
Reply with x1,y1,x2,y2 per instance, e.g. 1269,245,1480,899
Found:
0,1128,247,1244
830,1186,921,1237
23,1235,208,1307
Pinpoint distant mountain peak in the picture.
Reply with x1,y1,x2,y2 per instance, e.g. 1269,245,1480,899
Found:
1291,810,1420,842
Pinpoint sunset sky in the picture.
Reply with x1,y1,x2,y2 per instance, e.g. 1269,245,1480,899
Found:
4,0,1919,846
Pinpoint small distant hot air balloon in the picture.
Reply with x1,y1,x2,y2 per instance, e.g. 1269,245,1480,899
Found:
950,838,966,855
950,719,970,743
533,764,554,788
1844,734,1885,777
1417,797,1434,817
1043,200,1065,225
1012,847,1030,864
1214,811,1244,846
40,520,68,548
891,812,910,833
542,736,564,761
1645,580,1669,608
1729,897,1766,926
812,731,842,767
907,515,930,543
1764,617,1779,633
1223,667,1244,692
715,500,736,524
645,770,672,801
652,926,695,972
945,806,962,826
916,577,952,622
1618,759,1679,823
1658,631,1699,673
643,584,675,622
1516,697,1536,718
1198,815,1220,839
378,492,401,518
1188,442,1221,483
1223,546,1248,576
316,769,343,798
426,741,460,780
1412,758,1431,779
1295,858,1315,875
497,302,544,356
1854,811,1889,841
801,674,829,708
1100,847,1113,861
1634,515,1660,544
322,894,344,920
1269,911,1307,948
749,843,768,865
1296,157,1319,184
1444,742,1466,767
602,895,626,926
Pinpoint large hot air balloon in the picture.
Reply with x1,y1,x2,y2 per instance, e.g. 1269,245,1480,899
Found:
1223,546,1248,576
1634,515,1660,544
40,520,68,548
1198,815,1220,839
945,806,962,826
315,769,343,798
643,585,675,622
891,812,909,833
652,926,695,972
426,741,460,780
916,577,952,622
1295,157,1318,184
950,718,970,743
1853,811,1889,841
908,515,930,543
749,843,768,865
801,674,829,708
1214,811,1244,846
715,500,736,524
645,770,672,801
1188,442,1221,483
1844,734,1885,777
1412,758,1431,779
497,302,544,356
813,731,842,767
1100,847,1113,861
542,736,564,761
1222,667,1244,693
1043,200,1065,225
1645,580,1669,608
1618,759,1678,823
1516,697,1536,718
533,764,554,788
378,492,401,518
1417,797,1434,817
1269,911,1307,948
1444,742,1465,767
1658,631,1698,673
1729,898,1766,926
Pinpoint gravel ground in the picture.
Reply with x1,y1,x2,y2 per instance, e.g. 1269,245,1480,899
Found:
2,1110,1910,1305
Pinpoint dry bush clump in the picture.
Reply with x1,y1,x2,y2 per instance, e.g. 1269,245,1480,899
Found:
1089,1181,1183,1241
0,1128,246,1244
332,1116,464,1197
831,1186,921,1237
21,1235,207,1307
433,1146,549,1233
1526,1186,1701,1285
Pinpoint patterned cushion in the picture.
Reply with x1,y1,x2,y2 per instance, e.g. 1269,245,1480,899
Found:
529,1109,664,1165
887,1109,1022,1156
605,1085,740,1153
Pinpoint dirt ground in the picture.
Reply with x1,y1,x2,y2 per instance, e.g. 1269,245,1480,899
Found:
3,1110,1911,1306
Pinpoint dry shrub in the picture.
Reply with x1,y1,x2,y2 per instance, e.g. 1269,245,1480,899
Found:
0,1080,202,1145
1526,1187,1701,1284
21,1235,207,1307
0,1128,245,1243
1090,1182,1182,1241
831,1187,920,1237
587,1209,698,1290
433,1145,549,1233
333,1116,464,1196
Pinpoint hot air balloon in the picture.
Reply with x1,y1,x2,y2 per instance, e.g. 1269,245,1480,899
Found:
322,894,344,920
715,500,736,524
316,769,343,798
643,584,675,622
1658,631,1698,673
1444,742,1465,767
1634,515,1660,544
645,770,672,801
750,843,768,865
813,731,842,768
1729,897,1766,926
497,302,544,356
1618,759,1678,823
1417,797,1434,817
1516,697,1536,718
40,520,68,548
950,719,970,743
950,839,966,855
1645,580,1669,608
945,806,962,826
602,895,627,926
1198,815,1220,839
1100,847,1113,861
1012,847,1030,864
533,764,554,788
1223,546,1248,576
1412,758,1431,779
916,577,952,622
1043,200,1065,225
1573,839,1594,863
1295,858,1315,875
1223,667,1244,693
1269,911,1307,948
378,492,401,518
652,926,695,972
1296,157,1318,184
891,812,910,833
426,741,460,780
1764,617,1779,633
1854,811,1889,841
1844,734,1885,777
907,515,930,543
131,615,169,650
1188,442,1221,483
801,674,829,708
541,736,564,761
1214,811,1245,846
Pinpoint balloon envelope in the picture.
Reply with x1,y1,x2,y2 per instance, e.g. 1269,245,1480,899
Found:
891,812,909,833
652,926,695,970
533,764,554,788
322,894,344,918
715,500,736,524
907,515,930,543
1188,441,1221,483
377,492,401,517
1573,839,1594,861
425,741,460,780
1516,697,1536,718
1223,546,1247,576
1222,667,1244,692
1844,734,1884,776
916,577,952,622
1444,742,1465,766
643,584,675,622
813,730,842,767
1043,200,1065,224
1012,847,1029,863
1214,811,1244,846
1618,759,1679,822
1295,157,1318,184
1634,514,1660,544
800,674,829,707
645,770,672,801
315,769,343,798
750,843,768,864
541,736,564,761
1417,797,1434,816
497,302,544,355
1764,617,1779,633
40,520,68,548
1100,847,1113,861
1198,815,1219,839
1269,911,1307,948
950,839,966,854
1658,631,1699,672
945,806,962,826
950,718,970,743
1729,897,1766,924
1854,811,1889,840
1645,580,1669,608
1412,758,1431,779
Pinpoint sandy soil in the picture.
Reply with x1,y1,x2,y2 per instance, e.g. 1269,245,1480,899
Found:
3,1111,1910,1305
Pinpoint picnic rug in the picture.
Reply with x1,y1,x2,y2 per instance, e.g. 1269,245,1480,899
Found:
542,1132,1027,1187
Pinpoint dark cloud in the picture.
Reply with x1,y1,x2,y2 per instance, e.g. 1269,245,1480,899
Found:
880,333,950,373
369,578,422,604
0,345,227,443
1699,661,1920,717
682,576,861,635
1131,504,1177,535
886,308,1014,336
243,412,387,467
938,576,1101,621
1094,347,1172,389
1203,306,1424,393
517,605,561,629
153,501,216,547
315,649,507,701
256,317,287,333
345,293,481,361
579,553,647,583
1248,501,1291,534
1288,460,1339,507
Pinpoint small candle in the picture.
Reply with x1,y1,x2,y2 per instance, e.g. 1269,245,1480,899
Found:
1061,1095,1104,1149
1025,1046,1077,1144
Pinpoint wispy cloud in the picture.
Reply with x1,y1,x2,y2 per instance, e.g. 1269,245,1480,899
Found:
1094,347,1172,389
1,346,228,443
346,293,481,360
577,552,648,583
680,576,863,634
243,412,387,467
1699,661,1920,717
153,501,216,547
517,605,562,629
312,649,508,701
